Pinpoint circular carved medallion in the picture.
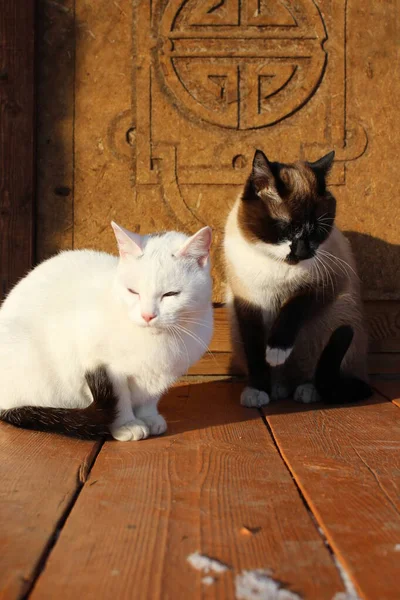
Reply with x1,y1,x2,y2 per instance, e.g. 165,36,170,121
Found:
158,0,327,129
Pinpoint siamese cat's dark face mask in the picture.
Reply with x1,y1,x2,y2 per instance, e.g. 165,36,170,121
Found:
238,149,336,264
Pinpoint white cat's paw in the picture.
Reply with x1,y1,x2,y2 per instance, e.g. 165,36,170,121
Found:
141,414,167,436
240,386,270,408
110,419,150,441
294,383,321,404
266,346,292,367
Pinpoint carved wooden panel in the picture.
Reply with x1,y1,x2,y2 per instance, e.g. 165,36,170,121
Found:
36,0,400,305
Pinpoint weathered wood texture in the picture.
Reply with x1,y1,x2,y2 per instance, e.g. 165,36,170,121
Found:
264,393,400,600
0,0,35,299
0,424,99,599
372,379,400,409
187,306,400,376
30,383,346,600
36,0,400,304
36,0,75,260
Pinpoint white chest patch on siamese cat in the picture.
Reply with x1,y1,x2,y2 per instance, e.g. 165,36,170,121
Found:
0,223,213,440
224,149,372,407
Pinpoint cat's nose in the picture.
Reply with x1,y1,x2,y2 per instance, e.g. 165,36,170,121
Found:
291,239,314,261
141,312,156,323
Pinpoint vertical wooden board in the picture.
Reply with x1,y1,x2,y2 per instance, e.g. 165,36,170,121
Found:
372,379,400,409
0,0,34,299
365,302,400,352
36,0,75,261
37,1,400,304
368,354,400,376
210,305,400,354
30,383,345,600
264,395,400,600
73,0,135,253
0,424,99,599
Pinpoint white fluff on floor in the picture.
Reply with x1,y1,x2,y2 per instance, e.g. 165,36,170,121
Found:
235,569,301,600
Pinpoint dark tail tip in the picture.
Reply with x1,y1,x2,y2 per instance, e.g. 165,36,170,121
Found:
315,325,372,404
1,366,118,439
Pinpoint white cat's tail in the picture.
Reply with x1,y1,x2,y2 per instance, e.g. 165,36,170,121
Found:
0,366,118,439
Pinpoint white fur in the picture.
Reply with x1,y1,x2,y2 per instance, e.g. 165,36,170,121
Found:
0,224,213,440
224,199,315,313
265,345,292,366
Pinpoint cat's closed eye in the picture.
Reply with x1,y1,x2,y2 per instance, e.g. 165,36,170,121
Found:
162,291,180,298
128,288,138,295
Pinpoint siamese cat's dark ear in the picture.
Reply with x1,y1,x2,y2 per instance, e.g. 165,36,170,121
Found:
251,150,281,201
309,150,335,176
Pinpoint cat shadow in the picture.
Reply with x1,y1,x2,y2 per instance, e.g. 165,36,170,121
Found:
344,231,400,298
157,379,388,438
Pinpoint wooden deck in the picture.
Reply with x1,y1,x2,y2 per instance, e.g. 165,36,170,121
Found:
1,313,399,600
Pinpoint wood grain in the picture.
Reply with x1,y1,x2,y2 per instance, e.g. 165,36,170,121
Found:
0,424,99,599
372,379,400,409
36,0,75,261
365,301,400,352
368,354,400,376
209,305,400,354
188,349,400,378
263,393,400,600
30,383,345,600
0,0,35,299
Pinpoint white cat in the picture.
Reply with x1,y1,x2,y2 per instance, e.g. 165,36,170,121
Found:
0,222,213,441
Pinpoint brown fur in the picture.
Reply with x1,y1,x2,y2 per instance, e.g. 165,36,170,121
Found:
238,159,336,247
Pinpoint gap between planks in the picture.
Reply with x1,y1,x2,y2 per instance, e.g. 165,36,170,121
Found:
28,381,347,600
257,408,356,598
19,440,104,600
262,388,400,600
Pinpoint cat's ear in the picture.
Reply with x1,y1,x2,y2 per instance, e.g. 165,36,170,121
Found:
309,150,335,176
251,150,281,202
175,226,212,267
111,221,143,259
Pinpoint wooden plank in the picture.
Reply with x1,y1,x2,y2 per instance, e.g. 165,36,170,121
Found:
372,379,400,409
0,0,35,299
210,304,400,354
30,383,345,600
188,351,238,377
0,424,99,599
189,349,400,378
368,353,400,376
263,393,400,600
365,301,400,352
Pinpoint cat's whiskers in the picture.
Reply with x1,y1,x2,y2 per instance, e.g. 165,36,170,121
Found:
318,251,348,279
314,254,335,297
174,323,218,365
311,257,325,301
318,249,358,282
319,249,359,279
170,324,191,372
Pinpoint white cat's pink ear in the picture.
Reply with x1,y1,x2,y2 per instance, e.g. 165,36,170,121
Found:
175,226,212,267
111,221,143,259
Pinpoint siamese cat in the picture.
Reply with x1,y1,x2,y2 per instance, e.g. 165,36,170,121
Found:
224,149,371,407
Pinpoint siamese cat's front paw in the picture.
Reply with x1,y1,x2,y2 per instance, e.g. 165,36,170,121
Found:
271,382,292,400
241,386,270,408
294,383,321,404
110,418,150,441
141,414,167,436
265,346,292,367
